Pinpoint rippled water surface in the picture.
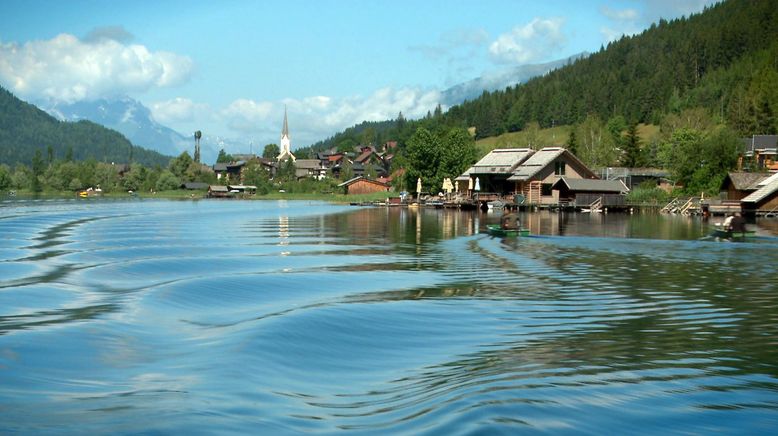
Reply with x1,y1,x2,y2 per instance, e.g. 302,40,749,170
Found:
1,199,777,434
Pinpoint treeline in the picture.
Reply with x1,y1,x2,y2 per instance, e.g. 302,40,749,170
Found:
0,150,214,194
0,87,171,168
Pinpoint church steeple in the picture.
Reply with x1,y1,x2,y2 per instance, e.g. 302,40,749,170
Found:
277,106,295,162
282,106,289,138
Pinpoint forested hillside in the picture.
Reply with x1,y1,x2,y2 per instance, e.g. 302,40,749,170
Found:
447,0,778,138
0,87,171,167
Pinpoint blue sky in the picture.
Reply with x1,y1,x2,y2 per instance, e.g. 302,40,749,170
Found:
0,0,718,150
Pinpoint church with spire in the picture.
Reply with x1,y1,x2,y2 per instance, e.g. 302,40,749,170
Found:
277,107,296,162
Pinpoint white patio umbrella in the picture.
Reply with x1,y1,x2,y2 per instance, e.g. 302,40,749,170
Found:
474,177,481,191
468,177,473,191
454,180,459,192
416,177,422,194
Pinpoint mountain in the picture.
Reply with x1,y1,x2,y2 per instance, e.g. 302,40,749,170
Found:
0,86,171,167
41,96,224,163
439,53,588,106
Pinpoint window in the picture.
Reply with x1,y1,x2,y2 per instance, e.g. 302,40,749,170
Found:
555,161,566,176
541,183,553,196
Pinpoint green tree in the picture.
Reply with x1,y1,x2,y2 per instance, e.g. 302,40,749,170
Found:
567,128,578,156
94,163,119,192
169,152,193,179
404,127,442,192
241,162,272,194
622,123,642,167
31,149,44,192
155,170,181,191
0,164,11,190
123,165,147,192
339,159,354,181
439,127,477,182
216,149,234,163
524,121,541,150
263,143,280,158
276,159,297,184
337,138,356,153
11,165,30,189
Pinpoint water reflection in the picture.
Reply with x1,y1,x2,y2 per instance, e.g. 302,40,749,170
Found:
0,200,777,433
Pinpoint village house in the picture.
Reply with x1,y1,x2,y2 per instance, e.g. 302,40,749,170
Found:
454,147,598,206
457,148,534,196
337,176,390,195
207,185,230,198
294,159,326,180
213,160,246,182
507,147,597,205
596,167,672,191
720,172,770,201
552,178,630,209
741,135,778,171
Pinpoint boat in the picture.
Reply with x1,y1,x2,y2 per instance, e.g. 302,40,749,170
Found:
486,224,530,237
710,228,756,239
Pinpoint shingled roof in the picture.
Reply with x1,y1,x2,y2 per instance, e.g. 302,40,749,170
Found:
724,172,769,191
470,148,533,175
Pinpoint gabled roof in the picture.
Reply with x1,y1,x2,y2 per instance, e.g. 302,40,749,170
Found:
470,148,533,175
508,147,594,181
724,172,770,191
552,177,629,193
742,179,778,204
337,176,389,188
755,171,778,187
743,135,778,151
213,163,228,171
355,149,376,163
208,185,229,192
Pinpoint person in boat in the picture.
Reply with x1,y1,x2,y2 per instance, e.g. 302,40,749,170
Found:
723,213,734,231
501,212,521,230
730,212,746,235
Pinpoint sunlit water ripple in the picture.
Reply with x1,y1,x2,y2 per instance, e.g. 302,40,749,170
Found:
1,199,777,434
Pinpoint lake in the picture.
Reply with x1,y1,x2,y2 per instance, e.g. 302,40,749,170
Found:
1,199,777,434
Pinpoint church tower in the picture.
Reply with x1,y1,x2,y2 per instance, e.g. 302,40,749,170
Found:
277,106,296,162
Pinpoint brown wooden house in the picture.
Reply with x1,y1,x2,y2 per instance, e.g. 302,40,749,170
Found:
720,172,769,201
507,147,597,205
338,176,390,195
552,177,629,208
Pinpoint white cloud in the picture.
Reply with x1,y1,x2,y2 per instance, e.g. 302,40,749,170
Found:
410,28,490,85
600,6,639,21
220,99,275,132
489,18,566,64
150,97,210,124
172,87,442,148
599,0,719,42
641,0,719,22
0,32,193,103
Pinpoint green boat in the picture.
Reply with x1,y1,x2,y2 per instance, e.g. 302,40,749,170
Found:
710,228,756,239
486,224,531,237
